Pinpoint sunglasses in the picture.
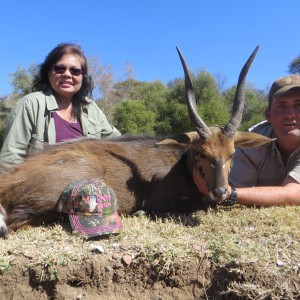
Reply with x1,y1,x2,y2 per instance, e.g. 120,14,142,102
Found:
53,65,83,76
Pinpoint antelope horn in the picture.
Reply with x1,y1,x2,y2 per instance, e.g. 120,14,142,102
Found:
223,46,259,137
176,46,212,140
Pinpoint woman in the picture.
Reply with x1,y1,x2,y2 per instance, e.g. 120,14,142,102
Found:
0,43,120,171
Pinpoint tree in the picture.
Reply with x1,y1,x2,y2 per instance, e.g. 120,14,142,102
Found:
111,80,168,108
167,69,241,130
113,100,156,134
167,69,220,105
0,64,38,148
0,57,270,143
288,56,300,75
87,55,136,122
198,95,230,127
133,81,168,113
194,69,220,104
112,79,146,102
0,94,19,147
223,84,267,130
154,101,192,135
167,78,185,104
9,64,38,96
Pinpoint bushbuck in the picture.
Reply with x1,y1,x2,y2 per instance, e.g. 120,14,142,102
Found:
0,46,272,237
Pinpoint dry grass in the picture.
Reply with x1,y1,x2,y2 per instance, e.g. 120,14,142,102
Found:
1,205,299,298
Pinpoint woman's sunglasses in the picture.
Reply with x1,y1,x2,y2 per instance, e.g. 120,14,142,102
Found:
53,65,83,76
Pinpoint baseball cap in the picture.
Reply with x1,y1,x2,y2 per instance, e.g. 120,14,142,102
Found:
268,74,300,104
57,178,122,237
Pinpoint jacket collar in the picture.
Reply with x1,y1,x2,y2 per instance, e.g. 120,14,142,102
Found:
44,88,59,111
44,88,92,114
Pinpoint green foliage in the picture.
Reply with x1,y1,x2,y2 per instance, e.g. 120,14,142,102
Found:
288,55,300,75
0,122,6,149
167,69,219,106
0,260,10,274
136,81,169,113
9,64,38,96
0,96,12,119
194,69,219,104
113,100,156,134
112,80,168,110
198,95,230,127
1,64,38,146
241,90,267,130
189,71,231,127
223,85,267,130
0,94,19,148
100,79,168,123
165,69,230,131
167,78,185,104
0,60,270,141
154,101,192,135
109,79,142,102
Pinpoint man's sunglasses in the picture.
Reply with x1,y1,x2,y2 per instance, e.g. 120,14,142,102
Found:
53,65,83,76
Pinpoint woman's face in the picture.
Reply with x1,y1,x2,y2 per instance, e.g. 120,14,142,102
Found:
48,54,84,101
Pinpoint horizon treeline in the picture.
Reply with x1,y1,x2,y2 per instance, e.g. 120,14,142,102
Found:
0,56,271,147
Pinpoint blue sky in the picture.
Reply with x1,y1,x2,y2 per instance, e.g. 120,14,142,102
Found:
1,0,300,96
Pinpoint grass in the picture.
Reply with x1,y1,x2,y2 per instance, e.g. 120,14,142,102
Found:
1,205,299,298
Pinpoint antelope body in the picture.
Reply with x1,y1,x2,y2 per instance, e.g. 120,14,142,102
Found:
0,46,271,237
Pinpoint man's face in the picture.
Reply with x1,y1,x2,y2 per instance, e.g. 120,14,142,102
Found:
265,89,300,142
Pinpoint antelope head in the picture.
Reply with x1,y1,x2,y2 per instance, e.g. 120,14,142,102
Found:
158,46,272,203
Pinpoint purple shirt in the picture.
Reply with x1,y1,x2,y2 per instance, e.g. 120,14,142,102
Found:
53,112,83,143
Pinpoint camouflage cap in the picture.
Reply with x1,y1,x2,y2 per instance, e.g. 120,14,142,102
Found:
57,178,122,237
268,74,300,105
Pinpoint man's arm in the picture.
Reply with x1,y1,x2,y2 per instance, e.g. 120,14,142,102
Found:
227,176,300,206
193,165,300,206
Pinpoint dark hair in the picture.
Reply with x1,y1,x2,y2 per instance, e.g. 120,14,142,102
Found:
32,43,94,117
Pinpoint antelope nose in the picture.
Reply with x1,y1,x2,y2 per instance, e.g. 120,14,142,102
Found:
212,187,227,199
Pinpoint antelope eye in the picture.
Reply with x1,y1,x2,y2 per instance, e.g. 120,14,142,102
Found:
195,149,207,159
198,152,207,159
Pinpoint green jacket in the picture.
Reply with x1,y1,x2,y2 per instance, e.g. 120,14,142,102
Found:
0,89,120,170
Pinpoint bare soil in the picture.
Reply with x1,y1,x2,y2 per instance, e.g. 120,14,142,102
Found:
1,251,299,299
1,208,300,300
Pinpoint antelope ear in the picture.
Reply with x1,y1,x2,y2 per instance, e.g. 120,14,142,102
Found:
233,131,274,148
155,131,199,148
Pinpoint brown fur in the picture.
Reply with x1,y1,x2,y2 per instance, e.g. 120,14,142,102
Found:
0,135,208,235
0,129,272,237
0,46,268,237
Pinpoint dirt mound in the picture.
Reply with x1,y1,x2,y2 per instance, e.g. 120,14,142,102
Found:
1,208,300,300
2,254,299,300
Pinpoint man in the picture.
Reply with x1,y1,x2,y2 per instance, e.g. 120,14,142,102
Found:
193,74,300,206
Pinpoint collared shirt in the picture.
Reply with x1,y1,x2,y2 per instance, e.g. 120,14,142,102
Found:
229,120,300,187
0,89,120,170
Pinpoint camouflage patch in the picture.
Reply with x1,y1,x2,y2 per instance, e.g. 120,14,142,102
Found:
57,178,122,237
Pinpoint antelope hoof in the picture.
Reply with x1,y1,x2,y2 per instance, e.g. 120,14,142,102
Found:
0,223,8,238
0,214,8,238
